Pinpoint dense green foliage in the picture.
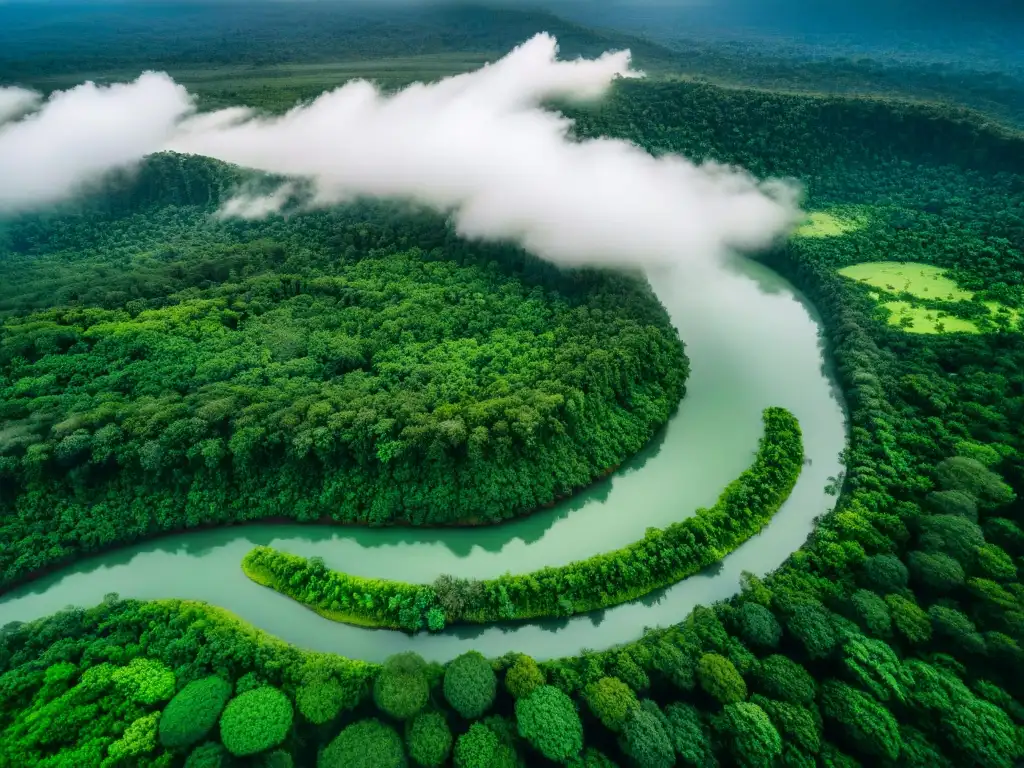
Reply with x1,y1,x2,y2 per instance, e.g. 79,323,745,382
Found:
443,652,497,720
241,407,802,629
218,686,293,756
373,653,430,721
515,685,584,763
0,155,686,589
407,712,453,768
319,719,406,768
5,11,1024,767
158,675,232,748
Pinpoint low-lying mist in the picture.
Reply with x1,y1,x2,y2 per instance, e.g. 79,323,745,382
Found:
0,33,802,272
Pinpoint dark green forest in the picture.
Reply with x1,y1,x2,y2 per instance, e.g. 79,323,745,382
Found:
4,4,1024,767
0,153,688,588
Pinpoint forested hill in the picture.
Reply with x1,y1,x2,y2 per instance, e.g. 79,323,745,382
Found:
0,1,681,82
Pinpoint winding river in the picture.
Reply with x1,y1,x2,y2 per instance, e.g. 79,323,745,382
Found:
0,257,846,662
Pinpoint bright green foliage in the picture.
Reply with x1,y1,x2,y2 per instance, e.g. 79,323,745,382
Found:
454,723,498,768
850,589,892,637
926,490,979,520
407,713,452,768
112,658,176,705
935,457,1015,507
619,701,675,768
785,601,838,659
907,550,965,592
374,653,429,721
583,677,638,732
319,719,406,768
712,702,783,768
820,680,901,761
697,653,747,704
663,702,713,767
444,651,496,719
219,686,293,756
954,440,1003,467
860,554,909,594
975,544,1017,581
611,652,651,694
750,696,821,757
839,636,912,703
505,655,545,700
159,676,232,748
737,602,782,648
884,594,933,644
296,678,347,725
107,712,160,761
185,742,232,768
243,408,802,629
753,655,816,705
515,685,583,763
899,726,954,768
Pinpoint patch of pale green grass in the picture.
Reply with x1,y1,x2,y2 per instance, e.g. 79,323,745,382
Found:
881,301,980,334
840,261,973,301
794,211,864,238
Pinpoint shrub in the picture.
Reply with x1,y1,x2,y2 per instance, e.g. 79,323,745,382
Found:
583,677,638,732
697,653,747,704
753,655,816,705
975,544,1017,582
568,748,620,768
820,680,900,761
860,554,909,594
185,742,232,768
108,712,160,761
374,653,429,720
908,550,965,592
926,490,978,521
112,657,176,705
159,676,232,748
935,456,1014,507
454,723,498,768
515,685,583,763
220,686,294,757
850,589,892,638
885,594,933,645
664,702,713,766
407,713,452,768
713,702,782,768
918,515,985,565
444,651,497,719
619,701,675,768
505,655,545,700
297,678,347,725
786,601,839,659
319,719,406,768
737,602,782,648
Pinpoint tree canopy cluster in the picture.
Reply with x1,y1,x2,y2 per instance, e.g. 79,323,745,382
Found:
3,32,1024,768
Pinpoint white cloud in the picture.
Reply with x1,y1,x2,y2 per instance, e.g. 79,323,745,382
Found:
0,87,41,124
0,34,801,271
0,73,193,213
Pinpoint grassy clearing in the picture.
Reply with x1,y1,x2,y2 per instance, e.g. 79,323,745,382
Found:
839,261,972,301
881,301,980,334
840,261,1020,334
794,211,864,238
